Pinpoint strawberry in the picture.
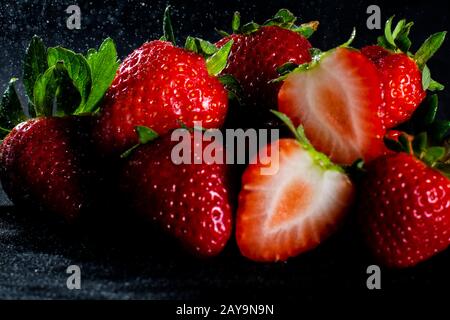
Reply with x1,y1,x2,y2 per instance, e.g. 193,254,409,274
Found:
0,37,118,222
120,129,233,257
278,46,386,165
359,152,450,268
0,116,98,222
236,112,354,262
216,9,317,110
362,17,446,128
94,8,232,156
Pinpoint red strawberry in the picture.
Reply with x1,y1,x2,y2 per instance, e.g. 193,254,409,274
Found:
362,17,446,128
362,47,425,128
216,10,316,109
358,152,450,268
236,113,354,262
384,130,413,143
278,47,385,165
120,131,233,257
0,37,117,222
93,40,229,156
0,116,98,222
382,130,414,155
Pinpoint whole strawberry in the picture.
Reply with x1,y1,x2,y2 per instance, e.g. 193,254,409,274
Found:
0,116,97,222
0,37,118,222
120,129,233,257
362,17,446,128
359,132,450,268
216,9,317,110
94,8,232,156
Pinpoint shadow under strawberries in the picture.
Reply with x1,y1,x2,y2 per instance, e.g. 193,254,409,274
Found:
1,202,448,300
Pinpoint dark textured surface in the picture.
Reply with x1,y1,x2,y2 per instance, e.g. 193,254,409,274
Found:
0,0,449,300
1,206,449,300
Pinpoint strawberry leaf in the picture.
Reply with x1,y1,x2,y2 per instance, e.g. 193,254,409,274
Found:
218,74,242,102
377,35,391,49
54,72,81,117
429,120,450,143
47,47,92,109
384,16,396,49
391,19,406,40
0,78,27,136
423,146,446,166
264,8,297,28
424,94,439,125
120,126,159,159
398,133,412,154
215,28,229,37
271,109,301,140
340,28,356,48
412,132,428,157
293,21,319,38
435,163,450,178
185,37,218,57
23,36,48,103
241,22,260,34
161,5,176,45
395,21,413,52
271,109,342,172
377,17,413,52
136,126,159,144
206,39,233,76
428,79,445,91
185,36,196,52
414,31,447,70
232,11,241,33
33,61,79,116
422,64,431,91
78,38,119,114
276,62,299,76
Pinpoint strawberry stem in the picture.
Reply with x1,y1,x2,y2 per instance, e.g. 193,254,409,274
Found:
270,110,344,172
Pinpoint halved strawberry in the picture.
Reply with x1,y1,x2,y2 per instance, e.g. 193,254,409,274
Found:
236,114,354,262
278,47,386,165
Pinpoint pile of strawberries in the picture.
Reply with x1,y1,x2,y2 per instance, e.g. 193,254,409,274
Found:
0,8,448,268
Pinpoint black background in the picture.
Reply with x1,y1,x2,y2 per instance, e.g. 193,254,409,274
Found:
0,0,449,301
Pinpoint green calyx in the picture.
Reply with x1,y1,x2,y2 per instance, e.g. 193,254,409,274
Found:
158,6,233,76
185,36,234,76
218,9,319,38
0,35,119,138
377,16,446,91
217,74,243,103
385,131,448,171
271,110,344,173
272,28,356,83
206,39,233,76
384,94,450,173
120,126,160,159
0,78,27,134
120,122,207,159
184,35,237,99
160,6,176,45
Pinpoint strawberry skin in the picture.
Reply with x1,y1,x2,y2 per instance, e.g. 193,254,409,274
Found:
217,26,312,109
94,40,228,156
359,153,450,268
120,133,233,257
278,47,386,165
236,139,354,262
0,116,97,222
362,46,426,128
